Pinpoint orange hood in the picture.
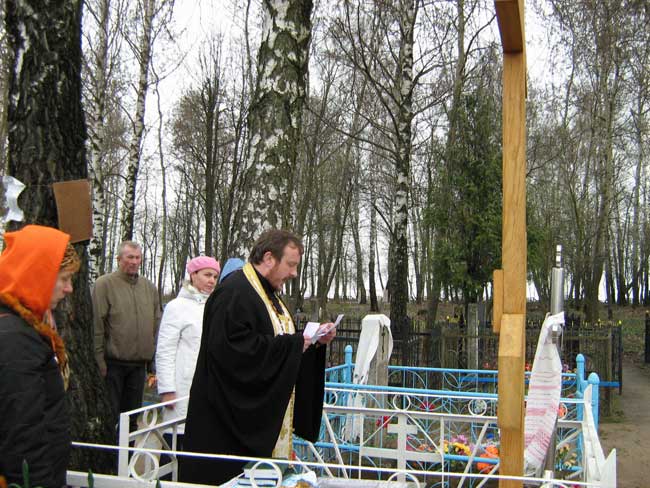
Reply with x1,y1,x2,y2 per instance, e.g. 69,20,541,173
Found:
0,225,71,317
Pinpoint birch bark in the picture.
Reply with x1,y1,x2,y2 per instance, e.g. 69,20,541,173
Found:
238,0,313,250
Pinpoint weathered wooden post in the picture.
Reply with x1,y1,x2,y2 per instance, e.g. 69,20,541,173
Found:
492,1,527,486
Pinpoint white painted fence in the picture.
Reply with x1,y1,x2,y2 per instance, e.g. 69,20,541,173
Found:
67,383,615,488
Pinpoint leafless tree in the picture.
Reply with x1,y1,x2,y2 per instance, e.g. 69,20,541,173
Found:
120,0,174,241
83,0,128,281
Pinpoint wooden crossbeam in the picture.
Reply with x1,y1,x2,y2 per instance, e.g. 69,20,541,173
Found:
495,0,525,53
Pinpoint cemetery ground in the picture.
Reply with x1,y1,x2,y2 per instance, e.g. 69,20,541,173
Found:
599,357,650,488
597,306,650,488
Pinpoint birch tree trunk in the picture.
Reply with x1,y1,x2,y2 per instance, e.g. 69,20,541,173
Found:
85,0,114,282
0,9,10,171
4,0,114,470
120,0,155,241
388,0,415,341
410,206,423,304
238,0,312,250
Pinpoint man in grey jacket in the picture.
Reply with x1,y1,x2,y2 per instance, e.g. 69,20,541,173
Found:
93,241,161,431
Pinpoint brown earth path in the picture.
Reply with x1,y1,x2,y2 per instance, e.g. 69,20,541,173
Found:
598,359,650,488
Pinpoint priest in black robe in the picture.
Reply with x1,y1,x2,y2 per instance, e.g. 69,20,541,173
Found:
179,230,335,485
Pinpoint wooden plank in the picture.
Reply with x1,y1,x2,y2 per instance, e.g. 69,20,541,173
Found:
499,430,525,488
497,314,525,427
492,269,503,333
495,2,526,486
497,313,525,488
495,0,525,53
499,49,527,488
501,51,527,316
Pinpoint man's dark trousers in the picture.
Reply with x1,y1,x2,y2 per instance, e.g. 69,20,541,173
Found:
105,359,146,435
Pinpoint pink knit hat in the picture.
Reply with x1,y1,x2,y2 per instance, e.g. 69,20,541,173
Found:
186,256,220,275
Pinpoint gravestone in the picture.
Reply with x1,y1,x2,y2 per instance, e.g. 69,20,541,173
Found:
368,324,391,390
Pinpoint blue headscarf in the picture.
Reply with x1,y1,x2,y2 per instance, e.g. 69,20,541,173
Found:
219,258,245,284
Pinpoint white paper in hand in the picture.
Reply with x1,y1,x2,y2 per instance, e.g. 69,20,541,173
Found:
317,314,344,337
303,321,321,341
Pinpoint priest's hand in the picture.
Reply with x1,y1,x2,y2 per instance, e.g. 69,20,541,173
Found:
160,392,177,409
317,322,337,345
303,335,313,352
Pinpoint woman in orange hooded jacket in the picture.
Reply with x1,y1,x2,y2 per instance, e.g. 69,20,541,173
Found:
0,225,80,488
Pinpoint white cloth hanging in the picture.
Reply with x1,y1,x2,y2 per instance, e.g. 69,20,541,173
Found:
351,314,393,384
524,311,565,476
343,314,393,441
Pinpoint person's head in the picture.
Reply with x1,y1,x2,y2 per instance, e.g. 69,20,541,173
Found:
249,229,303,290
0,225,78,317
218,257,245,284
186,256,220,294
117,241,142,276
50,243,81,310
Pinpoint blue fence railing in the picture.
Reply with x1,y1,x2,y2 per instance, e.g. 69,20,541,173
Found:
324,345,600,427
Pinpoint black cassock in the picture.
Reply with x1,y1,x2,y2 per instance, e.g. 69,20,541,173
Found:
179,269,326,485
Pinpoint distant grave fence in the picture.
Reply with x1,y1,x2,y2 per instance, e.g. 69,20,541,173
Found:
297,314,622,410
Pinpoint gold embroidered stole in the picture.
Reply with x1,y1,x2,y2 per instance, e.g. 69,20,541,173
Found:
242,263,295,458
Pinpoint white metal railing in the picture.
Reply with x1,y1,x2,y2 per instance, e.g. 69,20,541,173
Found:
117,395,188,480
66,452,611,488
68,385,615,487
580,386,616,487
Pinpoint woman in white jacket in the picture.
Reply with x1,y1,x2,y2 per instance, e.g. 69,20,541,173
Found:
156,256,220,448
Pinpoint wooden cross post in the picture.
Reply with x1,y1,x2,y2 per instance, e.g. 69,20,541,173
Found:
493,1,527,487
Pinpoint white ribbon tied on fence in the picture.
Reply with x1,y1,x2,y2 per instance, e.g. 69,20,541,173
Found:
524,311,565,476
